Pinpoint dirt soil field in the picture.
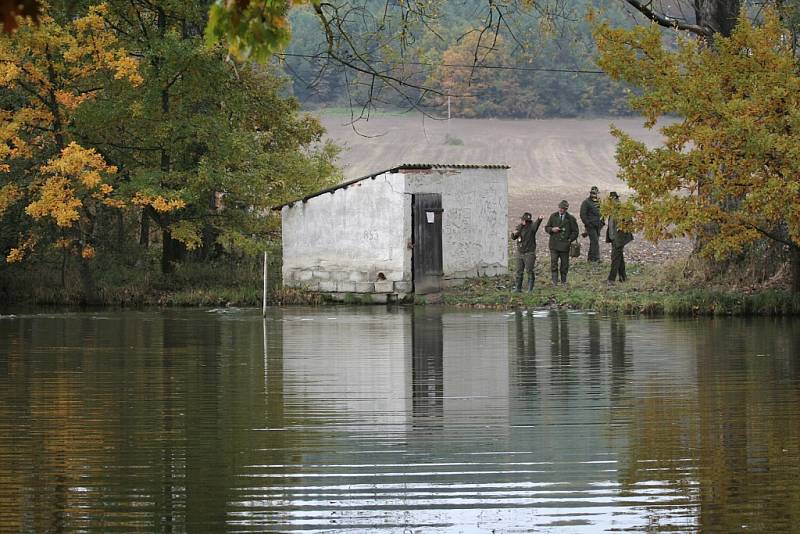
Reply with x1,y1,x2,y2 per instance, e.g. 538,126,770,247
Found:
319,114,691,264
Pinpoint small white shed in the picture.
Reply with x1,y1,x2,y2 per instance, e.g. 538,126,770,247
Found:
276,164,509,301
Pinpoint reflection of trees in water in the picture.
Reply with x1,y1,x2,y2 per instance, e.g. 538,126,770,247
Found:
692,318,800,532
0,311,298,532
586,314,602,398
616,318,800,532
0,315,183,532
0,315,160,532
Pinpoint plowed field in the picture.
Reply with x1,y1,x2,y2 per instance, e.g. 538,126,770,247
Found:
320,114,690,264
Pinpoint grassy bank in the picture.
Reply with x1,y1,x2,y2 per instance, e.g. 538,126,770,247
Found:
2,252,798,315
441,258,800,316
0,250,335,308
0,249,271,307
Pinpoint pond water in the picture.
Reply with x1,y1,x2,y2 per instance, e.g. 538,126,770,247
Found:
1,308,799,533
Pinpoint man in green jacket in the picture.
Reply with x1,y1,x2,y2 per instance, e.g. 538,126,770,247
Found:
511,211,543,292
606,192,634,283
545,200,579,285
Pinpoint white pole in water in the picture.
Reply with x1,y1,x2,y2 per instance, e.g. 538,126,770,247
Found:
447,96,451,140
262,250,268,317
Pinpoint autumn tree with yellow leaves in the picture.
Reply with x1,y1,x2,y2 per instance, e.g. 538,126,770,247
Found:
429,34,541,118
594,11,800,292
0,5,143,299
0,2,338,303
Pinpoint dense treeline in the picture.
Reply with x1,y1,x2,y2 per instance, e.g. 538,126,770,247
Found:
282,0,634,118
0,1,338,304
3,0,798,304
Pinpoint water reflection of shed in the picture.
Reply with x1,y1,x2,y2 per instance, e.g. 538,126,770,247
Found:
279,309,510,435
274,164,509,301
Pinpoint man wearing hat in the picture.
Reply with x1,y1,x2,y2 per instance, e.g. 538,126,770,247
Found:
605,192,634,283
580,186,604,262
545,200,580,285
510,211,543,292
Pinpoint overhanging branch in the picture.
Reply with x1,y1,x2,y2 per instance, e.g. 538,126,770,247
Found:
623,0,713,37
747,222,796,248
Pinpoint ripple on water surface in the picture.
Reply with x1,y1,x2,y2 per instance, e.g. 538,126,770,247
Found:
0,308,798,532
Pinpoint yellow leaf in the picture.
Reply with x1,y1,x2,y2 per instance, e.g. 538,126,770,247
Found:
25,176,82,227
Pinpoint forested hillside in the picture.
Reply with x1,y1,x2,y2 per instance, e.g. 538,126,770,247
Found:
282,0,634,118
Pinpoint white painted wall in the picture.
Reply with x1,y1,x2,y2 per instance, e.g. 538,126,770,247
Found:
403,168,508,282
281,172,410,294
281,166,508,294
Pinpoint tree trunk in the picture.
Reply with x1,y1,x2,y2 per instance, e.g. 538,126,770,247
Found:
199,224,220,261
116,210,125,247
694,0,740,38
78,259,101,305
154,7,179,274
139,209,150,247
198,193,219,260
161,229,185,274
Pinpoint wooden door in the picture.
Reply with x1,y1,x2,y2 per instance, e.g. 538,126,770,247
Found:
412,194,443,294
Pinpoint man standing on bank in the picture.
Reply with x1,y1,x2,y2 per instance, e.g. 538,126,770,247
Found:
580,186,604,262
511,212,543,292
545,200,579,286
606,191,634,283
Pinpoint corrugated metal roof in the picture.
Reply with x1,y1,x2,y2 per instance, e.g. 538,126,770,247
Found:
273,163,509,210
399,163,510,169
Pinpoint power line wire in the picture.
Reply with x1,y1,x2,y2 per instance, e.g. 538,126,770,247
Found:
277,52,606,75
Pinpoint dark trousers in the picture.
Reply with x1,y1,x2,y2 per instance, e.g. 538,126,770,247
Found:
609,244,627,281
550,250,569,283
514,252,536,288
586,226,601,262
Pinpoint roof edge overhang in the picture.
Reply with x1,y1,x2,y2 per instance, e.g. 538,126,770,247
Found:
272,163,509,211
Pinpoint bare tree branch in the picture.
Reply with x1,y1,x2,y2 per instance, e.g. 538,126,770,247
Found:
622,0,714,36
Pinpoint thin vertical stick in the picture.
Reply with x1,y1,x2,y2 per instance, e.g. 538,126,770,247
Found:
262,250,268,317
268,317,269,388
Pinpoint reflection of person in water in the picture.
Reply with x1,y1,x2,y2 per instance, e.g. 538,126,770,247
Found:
610,316,631,402
513,310,538,398
587,314,602,395
550,310,571,363
549,311,572,394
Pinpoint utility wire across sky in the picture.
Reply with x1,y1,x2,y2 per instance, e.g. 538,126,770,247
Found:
278,52,606,75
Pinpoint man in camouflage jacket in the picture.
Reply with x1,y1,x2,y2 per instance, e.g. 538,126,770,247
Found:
511,212,543,292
